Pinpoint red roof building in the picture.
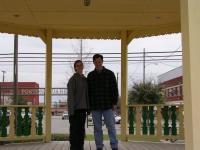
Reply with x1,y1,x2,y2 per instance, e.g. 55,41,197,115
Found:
158,66,183,104
0,82,39,105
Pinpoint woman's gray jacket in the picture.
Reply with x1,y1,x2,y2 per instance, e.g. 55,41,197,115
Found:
67,73,89,116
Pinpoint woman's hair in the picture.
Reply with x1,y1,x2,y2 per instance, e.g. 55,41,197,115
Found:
74,60,83,71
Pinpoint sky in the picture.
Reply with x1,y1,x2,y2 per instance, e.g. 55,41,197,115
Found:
0,33,182,102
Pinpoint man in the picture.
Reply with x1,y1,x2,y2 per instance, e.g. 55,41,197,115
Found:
87,54,118,150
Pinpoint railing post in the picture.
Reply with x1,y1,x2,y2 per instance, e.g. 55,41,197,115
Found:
179,105,184,138
156,106,162,139
9,107,15,139
31,107,36,137
136,106,141,136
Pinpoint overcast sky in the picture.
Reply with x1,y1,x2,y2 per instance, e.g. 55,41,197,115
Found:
0,33,182,102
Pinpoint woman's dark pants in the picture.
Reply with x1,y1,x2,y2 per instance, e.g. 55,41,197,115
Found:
69,110,86,150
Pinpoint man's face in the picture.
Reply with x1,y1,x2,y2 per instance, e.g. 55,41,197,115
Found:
93,57,103,70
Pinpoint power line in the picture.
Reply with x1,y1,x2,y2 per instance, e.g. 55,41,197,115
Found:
0,50,182,55
0,54,182,59
0,50,182,66
0,58,182,62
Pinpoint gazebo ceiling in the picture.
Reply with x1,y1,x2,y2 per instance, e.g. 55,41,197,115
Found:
0,0,180,40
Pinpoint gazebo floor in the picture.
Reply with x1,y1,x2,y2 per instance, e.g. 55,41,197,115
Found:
0,141,185,150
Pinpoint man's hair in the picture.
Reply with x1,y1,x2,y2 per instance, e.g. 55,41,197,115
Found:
74,60,83,71
93,54,103,62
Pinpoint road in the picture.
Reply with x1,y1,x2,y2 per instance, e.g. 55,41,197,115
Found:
51,116,121,134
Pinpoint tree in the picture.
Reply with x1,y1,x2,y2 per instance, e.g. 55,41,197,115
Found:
65,39,93,83
128,82,163,104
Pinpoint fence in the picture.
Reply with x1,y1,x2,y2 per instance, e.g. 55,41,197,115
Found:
127,104,184,141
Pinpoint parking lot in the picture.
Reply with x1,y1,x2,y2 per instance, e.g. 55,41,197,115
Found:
51,116,121,134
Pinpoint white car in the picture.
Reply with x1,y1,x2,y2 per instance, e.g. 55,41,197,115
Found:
62,111,69,120
115,114,121,124
87,113,121,124
87,115,93,122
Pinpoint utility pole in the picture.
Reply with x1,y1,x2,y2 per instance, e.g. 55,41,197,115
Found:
14,34,18,105
143,48,146,84
1,71,6,105
80,39,83,61
1,70,6,82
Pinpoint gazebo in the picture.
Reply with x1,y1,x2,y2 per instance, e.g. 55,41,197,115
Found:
0,1,199,150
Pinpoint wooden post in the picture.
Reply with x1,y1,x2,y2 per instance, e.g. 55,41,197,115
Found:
181,0,200,149
120,31,128,141
44,30,52,142
156,106,162,139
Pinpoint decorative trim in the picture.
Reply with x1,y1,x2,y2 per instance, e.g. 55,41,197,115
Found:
0,22,180,40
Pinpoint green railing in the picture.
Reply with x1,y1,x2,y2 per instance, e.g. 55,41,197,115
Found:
128,104,184,141
0,105,44,141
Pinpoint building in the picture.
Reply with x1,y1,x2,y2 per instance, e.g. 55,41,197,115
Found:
158,66,183,104
0,82,39,105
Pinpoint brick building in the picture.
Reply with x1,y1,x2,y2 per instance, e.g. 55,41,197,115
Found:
0,82,39,105
158,66,183,104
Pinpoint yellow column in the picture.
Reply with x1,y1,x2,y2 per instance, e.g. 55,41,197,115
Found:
44,30,52,142
121,31,128,141
181,0,200,150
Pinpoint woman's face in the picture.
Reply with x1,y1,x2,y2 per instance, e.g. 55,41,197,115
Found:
75,62,84,73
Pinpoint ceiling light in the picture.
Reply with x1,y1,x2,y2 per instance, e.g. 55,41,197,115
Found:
84,0,91,6
13,14,20,18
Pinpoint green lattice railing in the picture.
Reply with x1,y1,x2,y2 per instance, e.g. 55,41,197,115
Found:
128,104,184,141
0,105,44,141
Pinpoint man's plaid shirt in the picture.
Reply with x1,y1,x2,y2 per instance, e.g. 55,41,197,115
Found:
87,67,119,110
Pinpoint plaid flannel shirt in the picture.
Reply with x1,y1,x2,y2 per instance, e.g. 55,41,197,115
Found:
87,67,119,110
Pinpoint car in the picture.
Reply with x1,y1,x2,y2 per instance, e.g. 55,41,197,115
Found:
114,114,121,124
62,111,69,120
87,115,93,122
21,111,32,118
88,113,121,124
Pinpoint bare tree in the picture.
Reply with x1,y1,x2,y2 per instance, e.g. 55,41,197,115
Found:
65,39,93,83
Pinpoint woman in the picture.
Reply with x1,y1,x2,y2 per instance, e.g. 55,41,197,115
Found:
67,60,88,150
